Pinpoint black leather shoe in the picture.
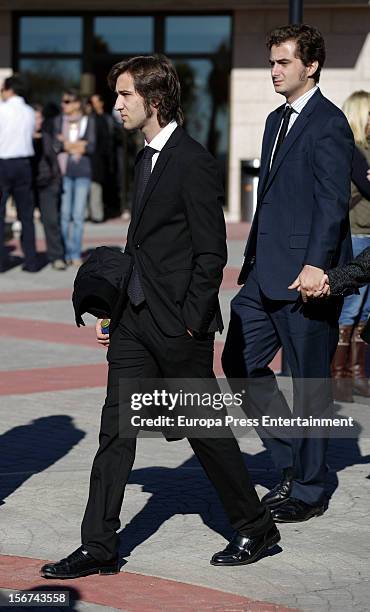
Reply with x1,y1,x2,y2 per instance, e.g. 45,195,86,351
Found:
22,264,39,273
261,467,294,508
40,546,119,579
210,524,281,566
271,498,325,523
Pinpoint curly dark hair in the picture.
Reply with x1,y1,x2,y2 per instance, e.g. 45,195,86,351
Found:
266,24,326,83
108,54,184,127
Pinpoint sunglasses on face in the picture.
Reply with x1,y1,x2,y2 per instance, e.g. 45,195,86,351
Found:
61,99,73,104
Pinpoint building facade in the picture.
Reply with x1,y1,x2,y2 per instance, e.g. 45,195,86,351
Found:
0,1,369,220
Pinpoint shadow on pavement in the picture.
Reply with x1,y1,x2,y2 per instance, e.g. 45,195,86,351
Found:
241,419,370,502
119,451,280,560
0,416,85,505
118,419,370,559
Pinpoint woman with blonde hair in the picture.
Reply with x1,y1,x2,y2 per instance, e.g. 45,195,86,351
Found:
331,90,370,402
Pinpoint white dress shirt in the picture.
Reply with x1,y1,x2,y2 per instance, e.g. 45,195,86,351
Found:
0,95,35,159
145,120,178,171
270,86,319,167
286,85,318,133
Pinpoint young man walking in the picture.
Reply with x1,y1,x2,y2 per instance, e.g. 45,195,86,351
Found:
41,55,278,578
223,25,354,523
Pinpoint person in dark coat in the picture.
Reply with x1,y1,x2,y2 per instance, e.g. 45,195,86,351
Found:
40,54,279,580
329,91,370,401
222,24,353,523
87,94,114,222
32,105,66,270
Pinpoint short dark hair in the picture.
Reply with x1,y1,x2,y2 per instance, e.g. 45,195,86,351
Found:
62,88,81,102
32,103,43,113
90,93,104,103
266,24,326,83
3,75,27,98
108,54,184,127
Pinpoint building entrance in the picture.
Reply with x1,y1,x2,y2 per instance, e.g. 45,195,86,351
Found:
15,13,232,213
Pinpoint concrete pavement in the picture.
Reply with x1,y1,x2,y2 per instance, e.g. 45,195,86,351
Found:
0,219,369,611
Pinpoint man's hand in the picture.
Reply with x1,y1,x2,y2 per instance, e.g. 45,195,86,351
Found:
96,318,110,347
288,265,325,302
367,169,370,183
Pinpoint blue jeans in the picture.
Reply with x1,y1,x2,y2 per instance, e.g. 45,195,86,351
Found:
61,176,91,260
339,235,370,326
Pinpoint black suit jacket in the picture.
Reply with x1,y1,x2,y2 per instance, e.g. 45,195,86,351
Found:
239,89,354,300
119,126,227,336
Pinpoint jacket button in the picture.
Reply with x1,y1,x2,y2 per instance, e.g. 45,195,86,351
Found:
135,243,140,249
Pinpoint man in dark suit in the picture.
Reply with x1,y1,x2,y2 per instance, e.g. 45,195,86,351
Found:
41,55,279,579
222,25,354,523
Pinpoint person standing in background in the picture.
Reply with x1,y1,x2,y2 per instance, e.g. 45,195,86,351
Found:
88,94,114,223
331,91,370,402
54,89,95,266
112,107,130,220
32,105,66,270
0,75,38,272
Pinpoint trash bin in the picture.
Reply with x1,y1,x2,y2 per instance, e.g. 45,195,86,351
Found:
240,159,260,222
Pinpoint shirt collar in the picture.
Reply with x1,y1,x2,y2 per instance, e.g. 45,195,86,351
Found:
288,85,319,115
6,96,25,104
6,95,25,105
145,120,178,152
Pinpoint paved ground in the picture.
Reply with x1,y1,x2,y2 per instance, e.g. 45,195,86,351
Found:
0,219,369,612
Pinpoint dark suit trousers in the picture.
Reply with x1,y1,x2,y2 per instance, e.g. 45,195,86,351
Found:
222,266,341,506
0,158,37,267
81,302,271,562
36,184,64,262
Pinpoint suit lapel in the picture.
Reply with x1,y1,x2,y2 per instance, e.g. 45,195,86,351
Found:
257,110,283,199
260,89,322,200
131,126,183,236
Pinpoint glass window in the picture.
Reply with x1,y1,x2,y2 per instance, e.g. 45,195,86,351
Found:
94,17,154,54
19,17,82,53
19,59,81,104
174,58,229,168
166,16,231,54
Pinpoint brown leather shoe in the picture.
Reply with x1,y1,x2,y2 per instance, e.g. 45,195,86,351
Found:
331,324,353,403
351,322,370,397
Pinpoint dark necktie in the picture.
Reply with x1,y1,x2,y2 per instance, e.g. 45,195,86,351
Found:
270,105,294,168
134,146,157,216
128,146,157,306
